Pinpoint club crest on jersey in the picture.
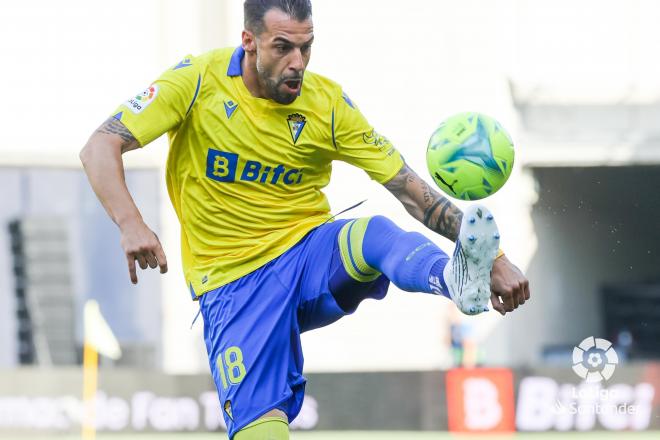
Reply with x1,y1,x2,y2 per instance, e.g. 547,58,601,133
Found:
124,84,158,114
287,113,307,144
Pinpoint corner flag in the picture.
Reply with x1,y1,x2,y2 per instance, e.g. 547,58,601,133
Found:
82,299,121,440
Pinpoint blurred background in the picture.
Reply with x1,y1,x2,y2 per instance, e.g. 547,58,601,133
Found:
0,0,659,438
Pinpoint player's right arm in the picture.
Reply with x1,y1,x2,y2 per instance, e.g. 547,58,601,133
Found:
80,55,201,284
80,117,167,284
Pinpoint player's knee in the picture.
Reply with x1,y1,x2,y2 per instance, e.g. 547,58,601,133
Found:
364,215,402,240
366,214,391,228
362,215,406,265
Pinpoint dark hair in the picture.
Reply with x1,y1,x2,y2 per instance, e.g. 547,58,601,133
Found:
244,0,313,35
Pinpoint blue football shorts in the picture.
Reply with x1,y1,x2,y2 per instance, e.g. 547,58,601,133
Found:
199,219,390,438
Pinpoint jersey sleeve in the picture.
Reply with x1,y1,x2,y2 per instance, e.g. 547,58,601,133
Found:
111,55,202,147
332,91,404,183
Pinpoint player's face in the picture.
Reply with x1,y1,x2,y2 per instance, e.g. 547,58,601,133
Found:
254,9,314,104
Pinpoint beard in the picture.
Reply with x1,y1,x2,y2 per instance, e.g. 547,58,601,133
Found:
256,52,302,105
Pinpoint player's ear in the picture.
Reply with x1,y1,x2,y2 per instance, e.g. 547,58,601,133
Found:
242,30,257,53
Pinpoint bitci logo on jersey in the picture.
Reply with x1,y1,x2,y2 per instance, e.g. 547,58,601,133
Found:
125,84,159,114
206,149,304,185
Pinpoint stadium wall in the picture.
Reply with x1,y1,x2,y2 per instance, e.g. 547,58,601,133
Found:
0,365,658,435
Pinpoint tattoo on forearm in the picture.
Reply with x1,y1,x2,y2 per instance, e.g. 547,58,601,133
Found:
422,199,444,227
385,164,463,241
95,117,139,151
434,200,454,237
421,181,433,205
383,166,411,198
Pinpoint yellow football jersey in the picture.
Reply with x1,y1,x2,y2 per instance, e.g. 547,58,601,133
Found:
113,47,404,297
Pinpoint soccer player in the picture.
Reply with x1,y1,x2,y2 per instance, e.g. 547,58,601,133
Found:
80,1,530,438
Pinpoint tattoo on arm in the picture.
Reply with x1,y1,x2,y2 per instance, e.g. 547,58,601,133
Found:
384,164,463,241
95,117,140,152
382,165,412,198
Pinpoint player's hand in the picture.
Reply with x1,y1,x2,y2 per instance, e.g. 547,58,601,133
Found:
119,218,168,284
489,255,530,315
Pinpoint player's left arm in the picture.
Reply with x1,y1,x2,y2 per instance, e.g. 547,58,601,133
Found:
331,90,529,313
383,163,530,314
383,163,461,240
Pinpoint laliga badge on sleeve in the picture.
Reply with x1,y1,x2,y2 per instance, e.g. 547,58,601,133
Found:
124,84,159,114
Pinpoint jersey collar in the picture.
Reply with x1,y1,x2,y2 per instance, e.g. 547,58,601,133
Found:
227,46,244,77
226,45,304,98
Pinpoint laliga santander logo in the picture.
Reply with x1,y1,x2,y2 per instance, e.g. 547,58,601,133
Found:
572,336,619,383
136,85,157,102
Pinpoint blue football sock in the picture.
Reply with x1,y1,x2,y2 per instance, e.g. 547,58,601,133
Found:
361,215,450,298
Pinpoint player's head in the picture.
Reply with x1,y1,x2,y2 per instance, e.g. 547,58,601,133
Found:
242,0,313,105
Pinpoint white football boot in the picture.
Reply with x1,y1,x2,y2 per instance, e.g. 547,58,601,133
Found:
443,204,499,315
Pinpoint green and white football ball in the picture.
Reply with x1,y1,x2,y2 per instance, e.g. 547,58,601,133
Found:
426,112,515,200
